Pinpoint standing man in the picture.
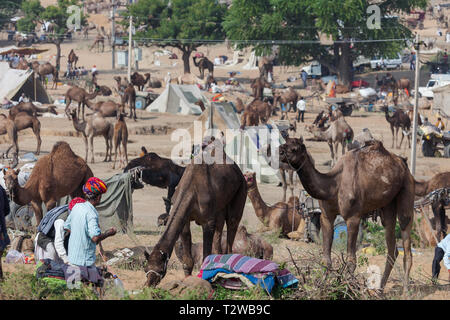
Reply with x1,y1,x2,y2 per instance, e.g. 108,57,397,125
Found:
409,52,416,71
432,234,450,283
300,70,308,89
296,96,306,122
64,177,116,267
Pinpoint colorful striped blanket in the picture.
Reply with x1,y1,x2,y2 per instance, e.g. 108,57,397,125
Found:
199,254,298,293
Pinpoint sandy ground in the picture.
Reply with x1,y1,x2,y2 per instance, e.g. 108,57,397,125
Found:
1,6,450,300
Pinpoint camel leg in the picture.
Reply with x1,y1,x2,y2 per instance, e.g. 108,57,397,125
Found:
224,180,247,253
395,126,400,149
320,204,337,268
280,169,287,202
83,135,88,162
432,201,446,242
345,215,361,272
31,201,43,226
112,139,119,169
89,135,95,163
122,140,128,168
0,249,3,279
288,169,294,199
202,220,216,264
396,190,414,293
390,125,395,149
65,99,72,119
212,211,226,254
379,204,398,289
328,141,335,166
180,222,194,276
103,135,109,162
165,185,176,214
33,120,41,155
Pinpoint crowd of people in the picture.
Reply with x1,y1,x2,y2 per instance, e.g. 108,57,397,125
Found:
64,65,89,80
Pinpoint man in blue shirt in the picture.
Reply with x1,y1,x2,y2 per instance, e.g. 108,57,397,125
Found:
432,233,450,283
64,177,116,267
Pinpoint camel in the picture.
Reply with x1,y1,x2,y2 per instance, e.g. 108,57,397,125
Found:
246,99,272,124
244,171,303,236
397,78,411,96
0,115,18,165
348,128,375,150
113,76,129,95
124,147,186,215
92,77,112,97
144,157,247,287
280,137,415,292
90,34,105,53
86,100,125,118
67,49,78,69
112,113,128,170
31,62,59,90
251,76,272,101
2,141,93,225
240,108,259,128
121,84,137,121
9,102,57,119
174,225,274,268
234,97,245,114
381,106,411,149
273,87,298,121
65,85,100,121
415,172,450,242
306,117,354,166
69,110,114,163
258,56,274,79
1,112,41,155
193,56,214,79
130,72,151,91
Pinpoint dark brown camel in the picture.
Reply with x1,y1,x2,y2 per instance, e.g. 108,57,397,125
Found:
415,172,450,242
130,72,151,91
68,49,78,69
9,102,57,119
1,112,41,155
193,56,214,79
112,112,128,170
381,106,411,149
144,158,247,287
65,85,101,120
121,83,137,121
273,88,298,121
246,99,272,124
124,147,186,215
31,61,59,90
280,137,415,292
251,76,272,101
3,141,93,225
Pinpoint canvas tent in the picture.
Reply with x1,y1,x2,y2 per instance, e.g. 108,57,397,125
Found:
186,102,282,184
145,84,206,115
432,84,450,119
0,62,51,103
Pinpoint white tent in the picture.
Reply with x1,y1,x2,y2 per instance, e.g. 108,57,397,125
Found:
243,51,258,70
145,84,206,115
0,62,51,103
432,84,450,118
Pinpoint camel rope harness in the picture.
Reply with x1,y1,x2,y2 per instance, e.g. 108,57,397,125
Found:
128,165,145,186
414,187,450,209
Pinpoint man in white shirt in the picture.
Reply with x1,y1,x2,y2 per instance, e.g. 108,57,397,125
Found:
432,234,450,282
296,97,306,122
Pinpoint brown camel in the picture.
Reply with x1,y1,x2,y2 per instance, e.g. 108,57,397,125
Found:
113,76,129,95
2,141,93,225
67,49,78,69
130,72,151,91
174,225,274,268
1,112,41,155
381,106,411,149
280,137,415,292
31,62,59,90
397,78,411,96
92,77,112,96
112,113,128,170
306,117,354,166
240,108,259,129
251,76,271,101
415,172,450,242
234,97,245,113
121,83,137,121
273,87,298,121
9,102,57,119
244,172,303,236
86,100,125,118
90,34,105,53
246,98,272,124
258,56,274,79
193,56,214,79
70,110,114,164
0,115,18,165
144,158,247,287
64,85,100,121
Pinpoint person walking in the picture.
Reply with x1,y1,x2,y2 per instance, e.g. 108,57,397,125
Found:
301,70,308,89
409,52,416,70
296,96,306,122
64,177,116,267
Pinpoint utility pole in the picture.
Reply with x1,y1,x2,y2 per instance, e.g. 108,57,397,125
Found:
128,14,132,82
111,0,116,69
411,33,420,176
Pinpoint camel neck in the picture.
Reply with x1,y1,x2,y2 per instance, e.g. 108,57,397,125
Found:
295,154,337,201
247,185,270,225
11,181,33,205
414,179,428,197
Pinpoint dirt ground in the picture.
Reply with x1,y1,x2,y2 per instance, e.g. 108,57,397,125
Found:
2,6,450,300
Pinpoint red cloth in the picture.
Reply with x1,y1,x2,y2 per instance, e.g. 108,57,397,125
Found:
69,197,86,211
351,80,369,88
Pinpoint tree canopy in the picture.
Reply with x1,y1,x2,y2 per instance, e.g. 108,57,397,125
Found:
127,0,227,73
223,0,428,85
0,0,23,29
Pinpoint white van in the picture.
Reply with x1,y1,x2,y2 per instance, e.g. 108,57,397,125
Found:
417,74,450,99
370,53,402,70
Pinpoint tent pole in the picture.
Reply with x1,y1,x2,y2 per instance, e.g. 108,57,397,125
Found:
34,72,36,101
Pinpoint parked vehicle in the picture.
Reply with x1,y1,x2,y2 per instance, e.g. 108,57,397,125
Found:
370,53,402,70
417,74,450,99
419,125,450,158
301,61,330,78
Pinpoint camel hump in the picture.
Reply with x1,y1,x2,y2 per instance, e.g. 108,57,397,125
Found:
50,141,77,158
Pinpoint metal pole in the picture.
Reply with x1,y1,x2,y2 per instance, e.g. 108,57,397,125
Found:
127,15,132,82
411,33,420,176
111,0,115,70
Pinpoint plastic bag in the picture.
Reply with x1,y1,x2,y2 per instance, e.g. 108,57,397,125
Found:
5,249,25,264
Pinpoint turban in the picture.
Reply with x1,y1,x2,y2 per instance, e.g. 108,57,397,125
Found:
69,197,86,211
82,177,107,197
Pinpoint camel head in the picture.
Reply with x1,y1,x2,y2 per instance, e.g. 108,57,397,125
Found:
243,171,257,190
3,168,20,196
144,248,169,287
48,105,58,115
279,137,308,170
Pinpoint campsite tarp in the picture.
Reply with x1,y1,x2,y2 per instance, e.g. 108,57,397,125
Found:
0,62,51,103
146,84,206,115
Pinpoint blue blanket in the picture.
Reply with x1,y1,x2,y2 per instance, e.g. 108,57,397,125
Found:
37,205,69,235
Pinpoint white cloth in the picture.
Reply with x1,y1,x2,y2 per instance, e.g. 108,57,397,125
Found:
437,234,450,270
34,233,64,264
53,219,69,264
297,99,306,111
446,33,450,43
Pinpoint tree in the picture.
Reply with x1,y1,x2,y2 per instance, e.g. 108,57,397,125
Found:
17,0,86,76
127,0,226,74
0,0,24,29
223,0,427,86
